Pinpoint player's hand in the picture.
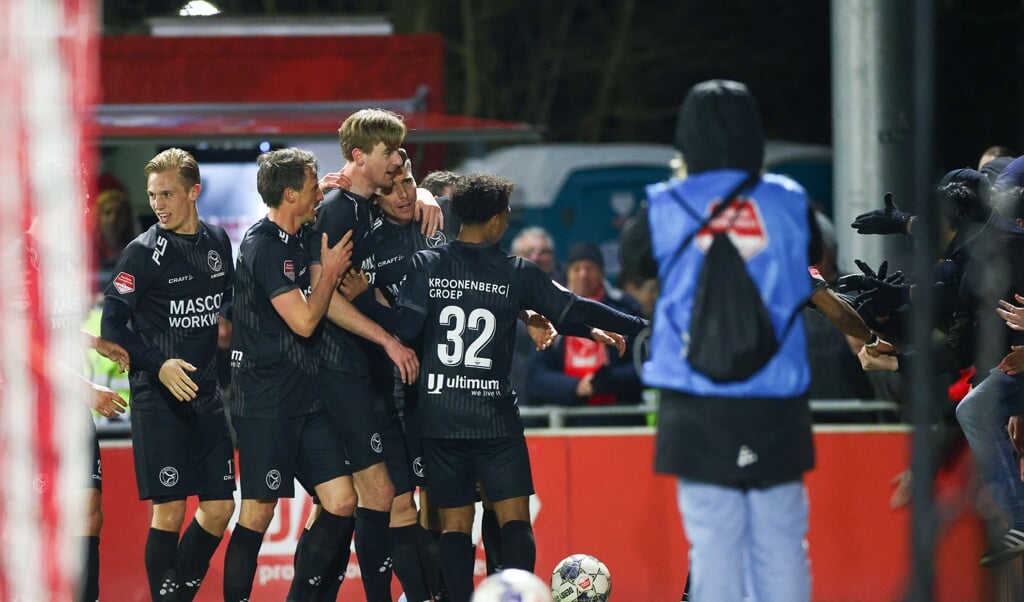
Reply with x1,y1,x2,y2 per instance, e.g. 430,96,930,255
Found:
384,336,419,385
850,192,913,235
415,188,444,237
890,469,912,509
338,269,370,301
94,337,130,373
526,313,557,350
320,231,354,282
858,345,898,371
590,328,626,357
1009,415,1024,456
999,346,1024,376
864,336,897,357
89,383,127,418
318,171,352,193
997,294,1024,331
158,358,199,402
575,373,595,397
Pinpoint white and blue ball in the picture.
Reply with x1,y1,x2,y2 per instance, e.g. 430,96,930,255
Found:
550,554,612,602
472,568,553,602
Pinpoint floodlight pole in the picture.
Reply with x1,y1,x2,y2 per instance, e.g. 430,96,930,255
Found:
908,0,938,600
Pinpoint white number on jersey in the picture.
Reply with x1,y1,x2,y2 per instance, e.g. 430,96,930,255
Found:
437,305,496,369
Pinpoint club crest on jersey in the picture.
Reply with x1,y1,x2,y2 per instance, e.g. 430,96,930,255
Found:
207,250,222,272
113,272,135,294
283,260,295,281
427,230,447,248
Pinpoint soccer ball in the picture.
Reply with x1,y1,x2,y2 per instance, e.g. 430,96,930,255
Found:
550,554,612,601
472,568,553,602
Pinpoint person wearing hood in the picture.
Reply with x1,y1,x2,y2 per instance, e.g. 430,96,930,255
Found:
644,80,822,602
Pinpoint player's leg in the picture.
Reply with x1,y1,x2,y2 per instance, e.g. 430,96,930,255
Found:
477,434,535,572
178,408,236,600
425,438,478,602
384,415,432,602
288,409,357,602
130,399,192,601
417,488,447,601
149,500,187,601
223,498,277,602
223,414,300,602
326,371,396,601
676,479,747,602
747,480,810,602
478,486,502,574
78,425,102,602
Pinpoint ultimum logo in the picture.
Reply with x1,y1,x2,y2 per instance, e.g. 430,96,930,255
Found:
426,373,500,395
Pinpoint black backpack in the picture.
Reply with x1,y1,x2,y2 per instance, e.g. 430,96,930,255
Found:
664,174,801,383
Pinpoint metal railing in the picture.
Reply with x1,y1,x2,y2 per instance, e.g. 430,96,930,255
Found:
519,398,901,429
95,398,902,437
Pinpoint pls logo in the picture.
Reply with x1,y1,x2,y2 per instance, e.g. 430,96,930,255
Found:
426,373,444,395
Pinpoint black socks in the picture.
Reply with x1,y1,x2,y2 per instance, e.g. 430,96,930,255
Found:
287,509,355,601
223,524,265,602
438,532,474,602
177,518,223,601
145,528,181,601
499,520,535,572
355,507,393,602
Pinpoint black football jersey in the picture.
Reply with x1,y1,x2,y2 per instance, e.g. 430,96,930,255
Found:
103,222,232,412
396,241,575,438
229,217,320,418
363,197,459,305
313,188,377,374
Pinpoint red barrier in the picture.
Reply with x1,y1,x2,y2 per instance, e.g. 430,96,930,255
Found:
99,428,989,601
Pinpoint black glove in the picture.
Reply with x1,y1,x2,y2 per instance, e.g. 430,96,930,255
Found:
836,259,903,293
854,280,912,315
851,193,913,235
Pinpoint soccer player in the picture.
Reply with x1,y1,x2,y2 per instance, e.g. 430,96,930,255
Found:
341,154,457,601
391,173,649,602
222,147,356,602
14,206,130,602
311,108,423,601
101,148,235,601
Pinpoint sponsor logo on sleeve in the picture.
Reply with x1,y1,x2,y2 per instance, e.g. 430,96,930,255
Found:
283,260,295,281
113,272,135,294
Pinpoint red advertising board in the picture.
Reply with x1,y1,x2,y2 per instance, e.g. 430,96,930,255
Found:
99,428,990,601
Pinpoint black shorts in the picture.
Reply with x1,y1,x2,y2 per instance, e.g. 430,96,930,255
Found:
234,410,350,500
423,434,534,508
321,369,391,472
401,409,426,488
382,413,416,496
130,393,235,502
87,424,102,491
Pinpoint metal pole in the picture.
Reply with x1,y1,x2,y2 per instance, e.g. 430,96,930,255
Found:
909,0,938,600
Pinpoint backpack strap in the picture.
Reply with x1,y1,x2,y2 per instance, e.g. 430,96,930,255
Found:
663,172,759,276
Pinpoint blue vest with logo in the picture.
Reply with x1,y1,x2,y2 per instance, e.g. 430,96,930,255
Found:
643,169,811,397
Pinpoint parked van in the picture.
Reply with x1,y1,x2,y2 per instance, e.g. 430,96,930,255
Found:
456,142,832,277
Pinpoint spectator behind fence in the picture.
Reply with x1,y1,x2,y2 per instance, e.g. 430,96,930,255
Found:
510,227,558,416
527,241,645,426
